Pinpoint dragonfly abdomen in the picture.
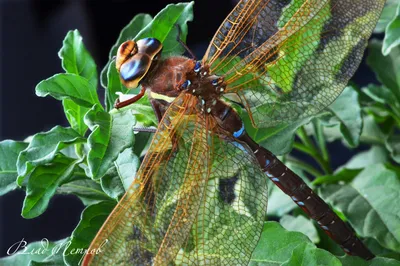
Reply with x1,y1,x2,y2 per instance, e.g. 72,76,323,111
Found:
211,100,374,260
239,133,375,260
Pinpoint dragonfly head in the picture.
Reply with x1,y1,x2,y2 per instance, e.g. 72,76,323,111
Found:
116,38,163,88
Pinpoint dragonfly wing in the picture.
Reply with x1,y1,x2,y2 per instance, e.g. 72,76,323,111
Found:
203,0,385,127
83,93,268,265
175,123,268,265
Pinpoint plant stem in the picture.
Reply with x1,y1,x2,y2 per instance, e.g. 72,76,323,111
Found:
313,120,330,162
294,126,332,174
297,127,316,150
285,157,323,177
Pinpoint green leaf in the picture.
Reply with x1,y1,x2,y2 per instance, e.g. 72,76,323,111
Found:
363,85,400,118
99,164,123,200
383,3,400,56
0,238,68,266
280,215,320,244
127,95,158,126
16,126,85,185
250,222,340,265
327,87,363,147
100,13,152,93
345,146,389,169
104,60,127,111
375,0,399,33
62,99,89,136
135,2,194,57
283,243,341,266
36,73,101,108
367,40,400,101
58,29,98,87
101,148,139,199
244,115,313,155
109,14,153,59
57,179,112,206
22,154,81,218
319,164,400,252
64,201,116,266
339,255,400,266
0,140,28,195
360,115,388,146
85,105,137,179
386,134,400,163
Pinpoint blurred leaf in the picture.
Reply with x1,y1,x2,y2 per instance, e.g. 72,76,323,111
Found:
345,146,389,169
375,0,399,33
85,105,137,179
363,84,400,113
339,255,400,266
36,73,101,108
22,154,81,218
0,140,28,196
313,168,361,186
58,29,98,87
57,179,112,206
383,3,400,56
319,164,400,252
16,126,85,185
386,135,400,163
64,201,116,266
360,115,387,146
250,222,340,265
367,40,400,101
101,148,139,199
280,215,320,244
0,238,68,266
327,87,363,147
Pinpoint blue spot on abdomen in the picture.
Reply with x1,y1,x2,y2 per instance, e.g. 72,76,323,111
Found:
233,123,245,138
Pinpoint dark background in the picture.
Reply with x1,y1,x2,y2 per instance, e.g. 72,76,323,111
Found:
0,0,378,259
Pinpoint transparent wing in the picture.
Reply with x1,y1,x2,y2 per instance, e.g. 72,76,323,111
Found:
203,0,385,127
83,93,268,265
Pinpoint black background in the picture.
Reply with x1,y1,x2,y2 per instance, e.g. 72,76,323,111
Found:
0,0,378,258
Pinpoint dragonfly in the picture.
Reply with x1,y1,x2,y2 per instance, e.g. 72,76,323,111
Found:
83,0,384,265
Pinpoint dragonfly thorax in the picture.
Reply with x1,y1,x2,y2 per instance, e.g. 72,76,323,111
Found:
179,61,227,113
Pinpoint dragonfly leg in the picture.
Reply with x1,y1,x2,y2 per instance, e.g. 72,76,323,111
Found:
132,127,157,133
114,86,146,109
175,24,196,60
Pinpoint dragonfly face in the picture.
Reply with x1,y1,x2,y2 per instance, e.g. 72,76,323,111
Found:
117,38,163,89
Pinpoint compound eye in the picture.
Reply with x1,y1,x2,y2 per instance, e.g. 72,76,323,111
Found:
116,40,138,71
136,38,162,58
119,53,151,88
